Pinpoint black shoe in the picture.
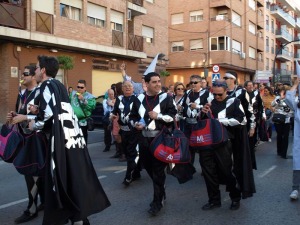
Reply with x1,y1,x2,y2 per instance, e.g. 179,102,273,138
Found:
110,154,119,158
230,201,240,210
148,204,162,216
103,147,110,152
14,211,38,224
202,202,221,210
37,204,44,212
122,178,132,186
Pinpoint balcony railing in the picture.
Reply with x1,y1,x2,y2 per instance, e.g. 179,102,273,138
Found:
128,0,143,6
0,2,25,29
210,15,230,22
112,30,123,47
36,11,53,34
270,5,295,27
128,34,143,52
275,29,293,42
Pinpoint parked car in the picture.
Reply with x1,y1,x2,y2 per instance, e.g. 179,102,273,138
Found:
91,95,105,126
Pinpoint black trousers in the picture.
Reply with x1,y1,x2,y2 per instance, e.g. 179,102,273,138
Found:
183,123,198,165
120,130,141,180
103,124,112,148
24,175,45,214
139,135,168,207
199,142,241,204
274,123,291,157
80,125,88,144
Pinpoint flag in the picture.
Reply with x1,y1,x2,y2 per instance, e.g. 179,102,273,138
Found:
143,53,160,75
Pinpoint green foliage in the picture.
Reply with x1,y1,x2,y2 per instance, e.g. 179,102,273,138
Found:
57,55,74,70
160,70,170,77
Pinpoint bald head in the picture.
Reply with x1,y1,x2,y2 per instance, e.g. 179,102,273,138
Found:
107,88,115,100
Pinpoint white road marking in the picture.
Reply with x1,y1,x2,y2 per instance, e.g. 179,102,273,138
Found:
0,198,28,210
98,175,107,179
114,169,126,174
258,165,277,178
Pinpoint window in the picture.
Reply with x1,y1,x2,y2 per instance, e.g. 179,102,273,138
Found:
190,10,203,22
258,53,263,62
271,39,274,54
171,13,183,25
232,40,241,53
190,39,203,51
60,4,81,21
249,0,256,11
142,26,154,43
210,36,230,51
87,3,106,27
171,41,184,52
266,15,269,31
249,47,256,59
232,11,241,27
110,10,123,31
258,31,263,38
249,21,256,34
266,58,269,70
271,19,274,33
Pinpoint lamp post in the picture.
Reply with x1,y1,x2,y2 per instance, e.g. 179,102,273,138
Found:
272,38,300,85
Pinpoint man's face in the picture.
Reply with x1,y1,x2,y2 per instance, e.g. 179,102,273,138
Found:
212,86,227,102
224,77,235,86
245,82,254,92
146,76,161,95
108,90,115,99
169,85,174,92
122,81,134,96
201,79,207,88
35,62,43,83
189,78,201,91
76,83,86,94
21,68,33,87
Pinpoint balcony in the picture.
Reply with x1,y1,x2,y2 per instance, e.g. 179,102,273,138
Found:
276,48,293,62
128,34,143,52
295,18,300,31
209,0,231,8
294,53,300,60
0,2,25,29
210,15,230,22
127,0,147,17
276,0,295,12
275,29,292,43
112,30,123,47
36,11,53,34
270,5,295,28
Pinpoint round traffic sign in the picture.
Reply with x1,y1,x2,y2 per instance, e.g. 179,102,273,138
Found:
212,65,219,73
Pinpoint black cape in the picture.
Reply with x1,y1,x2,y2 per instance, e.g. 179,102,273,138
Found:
231,126,256,199
39,79,110,225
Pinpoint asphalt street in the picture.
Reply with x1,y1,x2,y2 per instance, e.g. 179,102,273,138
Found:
0,129,300,225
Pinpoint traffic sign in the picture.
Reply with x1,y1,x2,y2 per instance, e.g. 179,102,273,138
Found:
212,65,220,73
212,73,220,81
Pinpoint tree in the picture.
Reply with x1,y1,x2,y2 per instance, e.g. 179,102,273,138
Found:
57,55,74,88
160,70,170,86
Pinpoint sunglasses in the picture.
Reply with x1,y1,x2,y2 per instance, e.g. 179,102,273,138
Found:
77,86,85,89
23,72,32,76
176,88,184,90
213,93,224,97
190,81,200,85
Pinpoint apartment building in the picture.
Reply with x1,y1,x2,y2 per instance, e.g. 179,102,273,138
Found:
0,0,168,123
167,0,265,86
265,0,300,84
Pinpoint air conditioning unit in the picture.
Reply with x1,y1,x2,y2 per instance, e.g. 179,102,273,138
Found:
240,52,246,59
128,10,132,20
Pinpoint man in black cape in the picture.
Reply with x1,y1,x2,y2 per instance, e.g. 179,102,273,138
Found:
28,55,110,225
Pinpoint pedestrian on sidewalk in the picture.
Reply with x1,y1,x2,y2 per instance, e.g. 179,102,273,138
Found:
285,77,300,200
